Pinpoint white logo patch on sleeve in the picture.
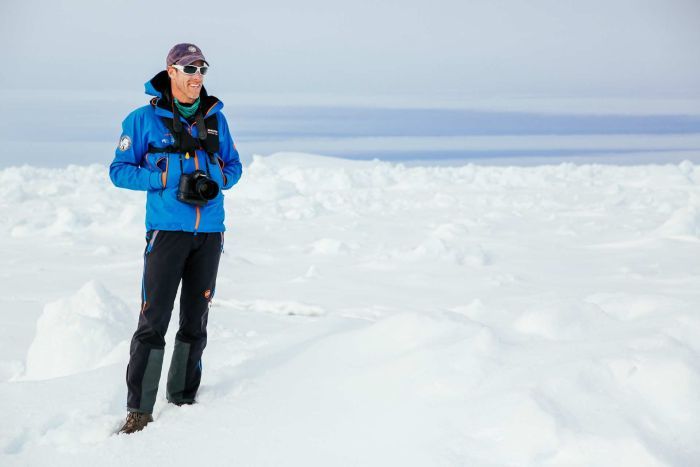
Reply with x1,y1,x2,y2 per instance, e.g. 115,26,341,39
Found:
118,135,132,152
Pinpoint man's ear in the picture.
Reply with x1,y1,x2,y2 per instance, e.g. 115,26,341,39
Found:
167,67,176,79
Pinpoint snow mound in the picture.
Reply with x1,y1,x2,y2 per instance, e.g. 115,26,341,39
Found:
585,292,680,321
394,223,488,266
513,299,615,340
2,164,144,239
308,238,352,255
23,281,133,380
655,204,700,239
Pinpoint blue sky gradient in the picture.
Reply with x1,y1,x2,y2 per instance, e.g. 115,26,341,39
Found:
2,0,699,98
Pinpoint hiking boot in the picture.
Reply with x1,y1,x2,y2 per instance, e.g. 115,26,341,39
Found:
169,399,195,407
118,412,154,434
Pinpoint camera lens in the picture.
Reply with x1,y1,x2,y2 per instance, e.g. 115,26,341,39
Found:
196,178,220,200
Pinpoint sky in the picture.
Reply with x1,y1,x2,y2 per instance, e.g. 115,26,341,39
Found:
2,0,700,99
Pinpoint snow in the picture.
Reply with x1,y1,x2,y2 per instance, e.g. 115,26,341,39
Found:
24,281,132,380
1,153,699,466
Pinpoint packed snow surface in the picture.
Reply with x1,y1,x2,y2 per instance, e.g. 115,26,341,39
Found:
1,153,699,466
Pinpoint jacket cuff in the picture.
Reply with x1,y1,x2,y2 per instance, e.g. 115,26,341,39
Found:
222,170,241,190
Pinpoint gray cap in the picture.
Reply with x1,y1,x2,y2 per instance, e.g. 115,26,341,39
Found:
166,43,208,66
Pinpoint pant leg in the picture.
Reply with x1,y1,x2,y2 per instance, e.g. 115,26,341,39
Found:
167,232,223,404
127,231,191,413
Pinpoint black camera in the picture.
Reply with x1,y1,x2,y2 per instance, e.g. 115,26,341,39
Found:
177,170,220,206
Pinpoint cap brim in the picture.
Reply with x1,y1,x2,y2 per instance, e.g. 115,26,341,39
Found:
173,54,208,66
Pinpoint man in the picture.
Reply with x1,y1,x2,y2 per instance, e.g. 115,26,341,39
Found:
110,43,242,434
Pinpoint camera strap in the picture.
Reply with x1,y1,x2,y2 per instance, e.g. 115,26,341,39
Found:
147,100,221,161
194,112,213,178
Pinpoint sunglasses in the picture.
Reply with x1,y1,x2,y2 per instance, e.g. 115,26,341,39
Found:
171,64,209,75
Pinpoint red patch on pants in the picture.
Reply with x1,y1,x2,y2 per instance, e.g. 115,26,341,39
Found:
203,289,211,300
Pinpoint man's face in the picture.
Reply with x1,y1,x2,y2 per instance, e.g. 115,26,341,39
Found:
167,59,205,103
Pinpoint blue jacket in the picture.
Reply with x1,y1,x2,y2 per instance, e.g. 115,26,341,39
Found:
110,71,242,233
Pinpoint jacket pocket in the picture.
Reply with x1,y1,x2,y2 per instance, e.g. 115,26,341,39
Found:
215,156,227,187
156,156,169,188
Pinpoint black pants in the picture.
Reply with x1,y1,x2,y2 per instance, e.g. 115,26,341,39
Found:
126,230,223,413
